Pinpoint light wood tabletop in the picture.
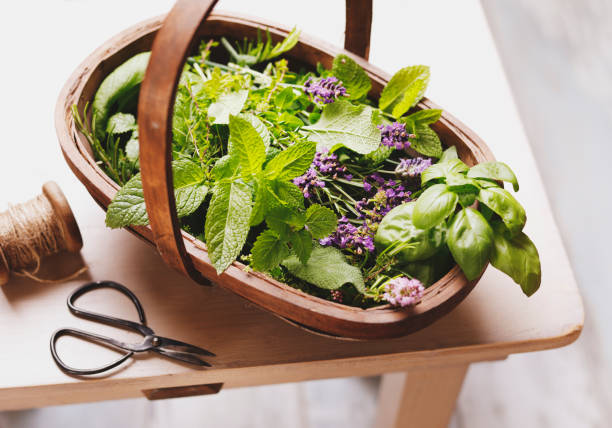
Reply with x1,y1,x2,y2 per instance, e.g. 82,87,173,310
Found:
0,1,583,426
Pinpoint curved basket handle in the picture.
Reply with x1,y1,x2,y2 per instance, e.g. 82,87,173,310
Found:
138,0,373,282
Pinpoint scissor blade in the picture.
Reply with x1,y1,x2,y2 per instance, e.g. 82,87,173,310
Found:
156,336,216,357
153,348,212,367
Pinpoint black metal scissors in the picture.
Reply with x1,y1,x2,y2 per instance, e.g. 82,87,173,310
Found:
50,281,215,375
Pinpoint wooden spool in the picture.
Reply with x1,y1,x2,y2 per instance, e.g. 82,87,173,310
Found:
55,0,495,339
0,182,83,286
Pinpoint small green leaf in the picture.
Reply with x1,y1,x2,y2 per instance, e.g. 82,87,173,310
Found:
289,229,313,264
172,159,208,218
107,112,136,134
267,27,300,60
490,222,541,296
303,100,381,154
279,112,304,129
439,146,459,162
205,180,252,274
228,114,266,176
379,65,430,118
445,172,480,194
467,161,519,191
106,174,148,228
264,141,316,180
266,207,306,239
125,136,139,162
405,109,442,125
239,113,271,147
251,229,290,272
332,54,371,100
410,123,443,158
304,205,338,239
421,158,469,185
274,87,298,110
447,208,493,280
478,187,526,237
412,184,458,229
282,246,365,292
208,90,249,124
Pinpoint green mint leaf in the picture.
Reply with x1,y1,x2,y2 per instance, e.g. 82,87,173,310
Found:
279,112,304,129
447,208,494,280
289,229,313,264
264,141,316,180
205,180,252,274
208,90,249,124
375,202,446,263
332,54,371,100
467,161,519,192
410,123,443,158
266,207,306,240
304,204,338,239
274,87,298,110
478,187,526,237
106,174,148,228
282,246,365,293
406,109,442,125
212,155,240,181
379,65,430,118
251,229,290,272
239,113,271,147
228,114,266,176
172,159,208,218
303,99,381,154
107,112,136,134
412,184,458,230
490,221,541,296
421,158,468,185
439,146,459,162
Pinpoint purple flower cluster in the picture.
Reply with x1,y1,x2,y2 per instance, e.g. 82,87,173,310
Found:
395,157,432,179
378,122,415,150
357,173,412,223
320,217,375,255
330,290,343,303
313,148,353,180
383,277,425,307
292,168,324,199
304,76,348,104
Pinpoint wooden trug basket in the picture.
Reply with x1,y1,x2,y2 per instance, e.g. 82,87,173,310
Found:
55,0,495,340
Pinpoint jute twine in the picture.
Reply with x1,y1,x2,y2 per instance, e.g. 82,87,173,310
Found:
0,194,87,283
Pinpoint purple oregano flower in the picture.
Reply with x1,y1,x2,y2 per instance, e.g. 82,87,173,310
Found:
356,173,412,223
395,157,432,179
292,168,324,199
378,122,415,150
320,217,375,255
383,277,425,307
304,76,348,104
312,148,353,180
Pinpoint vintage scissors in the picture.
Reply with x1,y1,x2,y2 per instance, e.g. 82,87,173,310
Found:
50,280,215,375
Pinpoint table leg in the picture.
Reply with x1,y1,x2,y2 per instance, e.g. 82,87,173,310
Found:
375,363,469,428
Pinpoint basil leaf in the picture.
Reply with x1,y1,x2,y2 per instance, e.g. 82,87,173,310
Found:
490,222,541,296
282,246,365,293
228,114,266,176
421,158,468,185
205,180,252,274
208,89,249,124
413,184,458,230
303,99,381,154
447,208,494,280
478,187,526,237
332,54,372,100
304,204,338,239
251,229,290,272
289,229,313,264
379,65,430,118
446,172,480,194
439,146,459,162
467,161,519,191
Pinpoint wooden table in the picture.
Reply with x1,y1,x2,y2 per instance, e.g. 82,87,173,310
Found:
0,1,583,427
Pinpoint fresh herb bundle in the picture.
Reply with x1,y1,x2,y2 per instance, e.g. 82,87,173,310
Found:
74,29,541,308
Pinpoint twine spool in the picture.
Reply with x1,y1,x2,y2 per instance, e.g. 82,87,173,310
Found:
0,182,84,286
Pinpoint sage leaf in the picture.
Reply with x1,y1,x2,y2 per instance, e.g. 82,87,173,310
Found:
447,208,494,280
228,114,266,176
205,180,252,274
413,184,458,229
107,113,136,134
208,90,249,124
251,229,290,272
490,222,541,296
282,246,365,293
478,187,526,237
379,65,430,118
332,54,371,100
304,204,338,239
303,99,381,154
467,161,519,191
264,141,316,180
421,158,468,185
